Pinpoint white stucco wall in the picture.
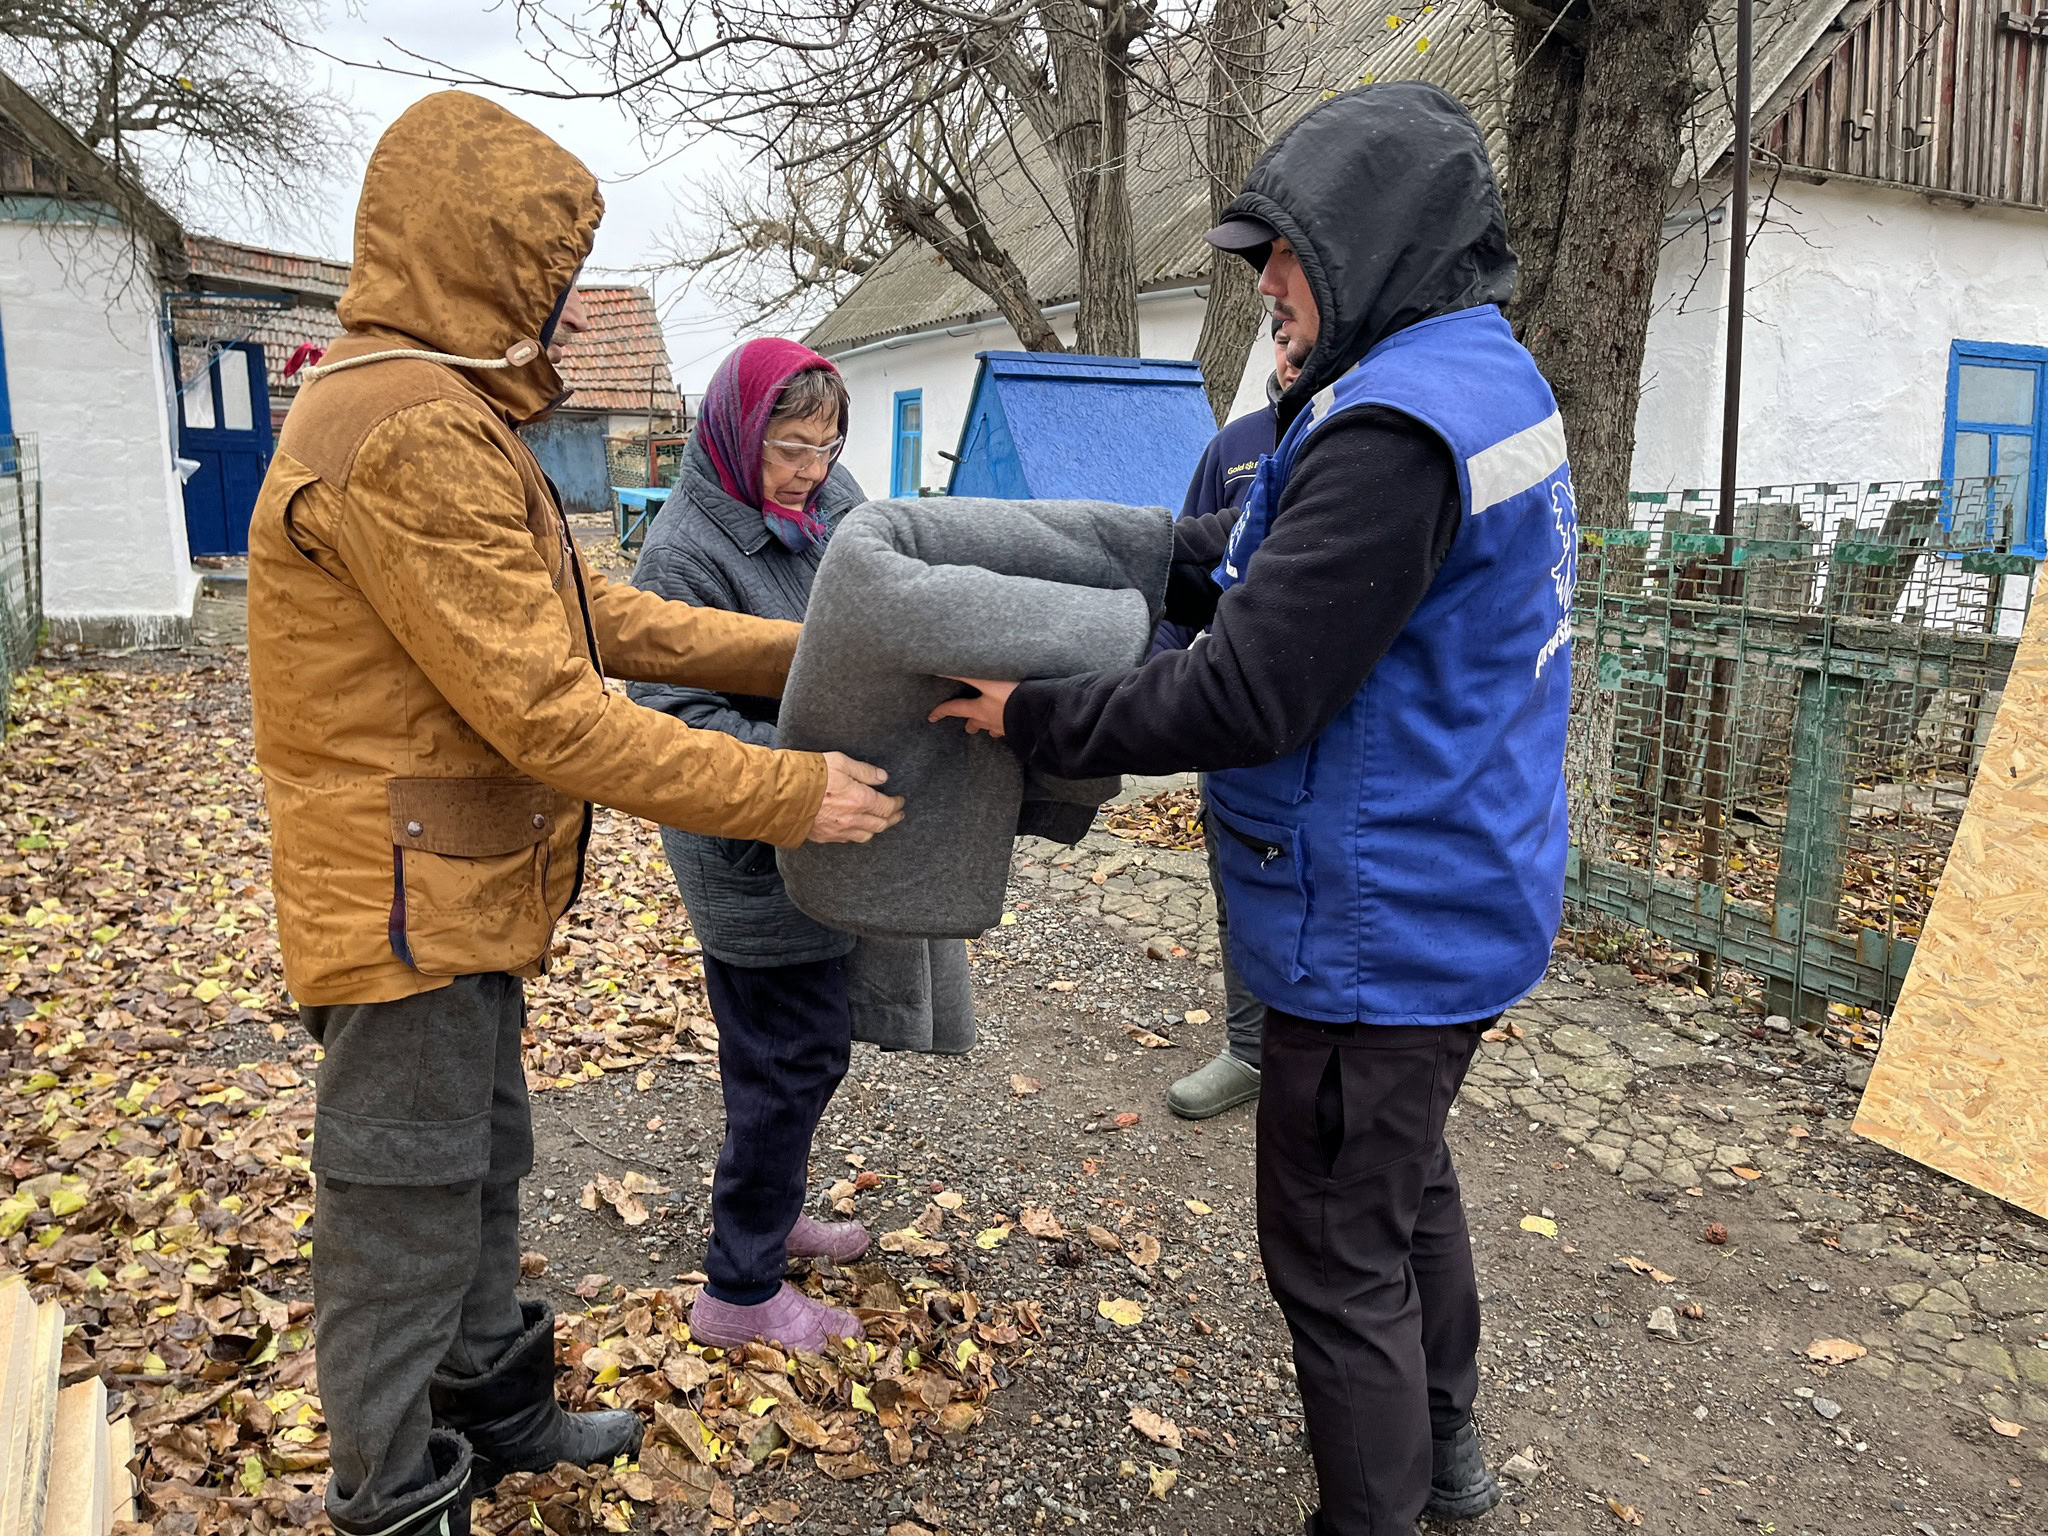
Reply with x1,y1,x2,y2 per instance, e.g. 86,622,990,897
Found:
833,180,2048,514
827,288,1273,498
0,218,195,644
1633,180,2048,493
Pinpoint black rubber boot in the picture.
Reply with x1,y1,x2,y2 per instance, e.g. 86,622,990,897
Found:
429,1300,644,1490
328,1429,472,1536
1422,1420,1503,1521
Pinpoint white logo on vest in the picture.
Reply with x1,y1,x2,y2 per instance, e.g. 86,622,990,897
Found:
1535,472,1577,680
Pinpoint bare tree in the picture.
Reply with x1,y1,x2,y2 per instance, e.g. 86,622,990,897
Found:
453,0,1288,375
0,0,354,232
1188,0,1272,422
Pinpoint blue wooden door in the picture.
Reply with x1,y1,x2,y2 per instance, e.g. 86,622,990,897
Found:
178,342,273,557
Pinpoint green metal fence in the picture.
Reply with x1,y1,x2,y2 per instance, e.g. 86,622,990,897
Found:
1,436,43,739
1566,476,2032,1027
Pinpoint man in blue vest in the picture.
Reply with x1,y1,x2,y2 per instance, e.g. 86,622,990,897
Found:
930,81,1573,1535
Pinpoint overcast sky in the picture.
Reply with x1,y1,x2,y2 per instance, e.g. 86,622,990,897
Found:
283,0,746,390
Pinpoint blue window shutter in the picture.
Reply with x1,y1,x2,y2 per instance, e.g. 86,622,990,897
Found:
891,389,923,497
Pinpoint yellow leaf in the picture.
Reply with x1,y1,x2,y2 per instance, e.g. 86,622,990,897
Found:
1184,1199,1212,1216
1519,1214,1558,1238
747,1394,779,1416
1148,1464,1178,1499
976,1226,1010,1249
1099,1297,1145,1327
1416,35,1431,53
192,978,223,1003
851,1382,875,1414
1000,911,1019,925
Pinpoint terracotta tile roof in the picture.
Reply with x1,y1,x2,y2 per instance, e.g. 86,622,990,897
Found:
555,286,681,414
185,235,350,300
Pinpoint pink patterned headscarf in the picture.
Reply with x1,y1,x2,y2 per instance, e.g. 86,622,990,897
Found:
696,338,846,550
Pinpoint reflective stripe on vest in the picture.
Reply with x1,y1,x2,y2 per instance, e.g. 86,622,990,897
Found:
1207,305,1574,1026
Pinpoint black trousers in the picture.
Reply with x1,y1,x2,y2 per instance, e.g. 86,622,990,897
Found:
303,973,531,1529
701,952,853,1303
1256,1010,1487,1536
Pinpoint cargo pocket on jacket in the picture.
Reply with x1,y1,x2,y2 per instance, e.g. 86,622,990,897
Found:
1205,797,1312,984
388,778,555,978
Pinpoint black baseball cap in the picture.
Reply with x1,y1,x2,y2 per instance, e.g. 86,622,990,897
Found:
1203,214,1279,259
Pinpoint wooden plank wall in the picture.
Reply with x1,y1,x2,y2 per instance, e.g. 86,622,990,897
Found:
1767,0,2048,209
1855,591,2048,1216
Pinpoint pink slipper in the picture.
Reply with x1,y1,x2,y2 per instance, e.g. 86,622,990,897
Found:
689,1282,865,1353
787,1213,871,1264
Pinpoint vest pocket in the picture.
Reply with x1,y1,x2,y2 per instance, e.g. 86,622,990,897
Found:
1205,796,1312,984
387,778,555,976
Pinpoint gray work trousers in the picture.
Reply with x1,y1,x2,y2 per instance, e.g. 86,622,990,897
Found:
1202,796,1268,1067
303,973,532,1529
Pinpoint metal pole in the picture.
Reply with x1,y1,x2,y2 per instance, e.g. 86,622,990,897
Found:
1695,0,1752,959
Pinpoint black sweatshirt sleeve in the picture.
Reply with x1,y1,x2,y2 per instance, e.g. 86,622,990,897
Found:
1002,406,1461,778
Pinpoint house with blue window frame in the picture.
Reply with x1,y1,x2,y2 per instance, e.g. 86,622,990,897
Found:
810,0,2048,588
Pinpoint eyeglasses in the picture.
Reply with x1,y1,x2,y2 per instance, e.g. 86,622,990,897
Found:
763,437,844,469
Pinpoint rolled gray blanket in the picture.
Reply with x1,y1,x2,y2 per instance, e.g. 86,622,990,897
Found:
778,496,1173,938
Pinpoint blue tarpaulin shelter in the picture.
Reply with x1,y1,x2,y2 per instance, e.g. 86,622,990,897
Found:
945,352,1215,509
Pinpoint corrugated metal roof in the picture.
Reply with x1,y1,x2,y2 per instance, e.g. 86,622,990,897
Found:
806,0,1849,354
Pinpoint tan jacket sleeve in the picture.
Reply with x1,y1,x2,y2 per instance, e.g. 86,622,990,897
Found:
580,557,799,694
329,402,827,846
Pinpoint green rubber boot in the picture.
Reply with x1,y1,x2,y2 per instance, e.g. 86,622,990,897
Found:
1166,1051,1262,1120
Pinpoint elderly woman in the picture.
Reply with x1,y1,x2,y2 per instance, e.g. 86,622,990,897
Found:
629,339,871,1351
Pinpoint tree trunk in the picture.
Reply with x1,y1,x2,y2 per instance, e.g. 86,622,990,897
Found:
1073,45,1141,355
1497,0,1710,857
1192,0,1271,423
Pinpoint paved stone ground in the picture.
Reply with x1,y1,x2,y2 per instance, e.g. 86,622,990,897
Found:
1028,792,2048,1456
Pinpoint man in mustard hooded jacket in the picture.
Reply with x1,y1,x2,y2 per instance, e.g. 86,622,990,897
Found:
248,92,901,1534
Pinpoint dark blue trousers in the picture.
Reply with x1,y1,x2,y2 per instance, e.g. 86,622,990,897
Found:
701,952,853,1303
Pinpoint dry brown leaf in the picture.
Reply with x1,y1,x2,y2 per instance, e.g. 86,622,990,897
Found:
879,1228,949,1258
1127,1232,1162,1267
1048,979,1078,992
1991,1416,2024,1438
817,1450,883,1481
1731,1166,1763,1181
1125,1026,1174,1049
1804,1338,1867,1366
1020,1205,1066,1239
1607,1498,1644,1526
758,1500,803,1527
1129,1406,1183,1449
1086,1224,1124,1252
1623,1256,1679,1284
1011,1074,1044,1096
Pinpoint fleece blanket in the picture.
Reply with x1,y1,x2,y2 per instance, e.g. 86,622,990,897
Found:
778,496,1173,938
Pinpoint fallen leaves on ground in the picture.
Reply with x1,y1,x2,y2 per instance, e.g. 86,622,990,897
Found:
1009,1074,1043,1096
1101,787,1204,851
1990,1416,2024,1438
1606,1497,1645,1526
1623,1256,1679,1284
581,1170,669,1227
1098,1297,1145,1327
1147,1464,1179,1499
470,1273,1034,1529
1519,1215,1559,1239
1,661,1035,1528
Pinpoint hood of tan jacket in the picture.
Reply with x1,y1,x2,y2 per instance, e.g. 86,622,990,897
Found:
334,90,602,426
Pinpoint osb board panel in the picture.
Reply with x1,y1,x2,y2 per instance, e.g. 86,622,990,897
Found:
1855,594,2048,1216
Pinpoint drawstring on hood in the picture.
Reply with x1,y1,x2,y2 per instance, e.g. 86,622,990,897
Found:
1215,82,1516,432
322,91,603,427
299,338,543,387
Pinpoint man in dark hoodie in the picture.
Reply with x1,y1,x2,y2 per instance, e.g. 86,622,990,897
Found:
931,83,1574,1535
